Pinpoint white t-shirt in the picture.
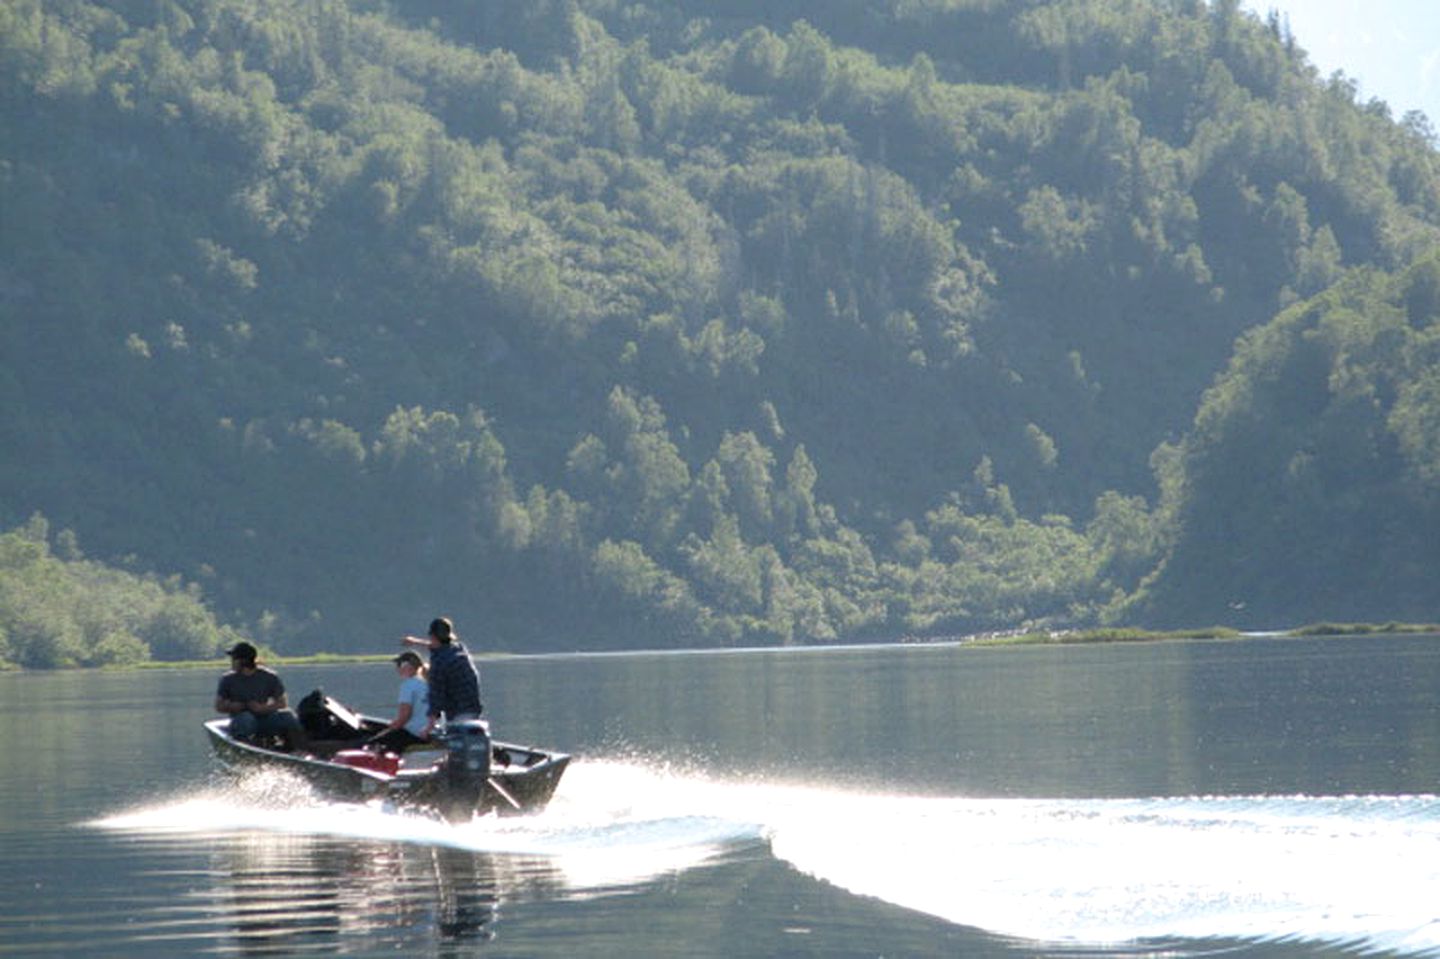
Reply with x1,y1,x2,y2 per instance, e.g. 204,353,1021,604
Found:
398,675,430,737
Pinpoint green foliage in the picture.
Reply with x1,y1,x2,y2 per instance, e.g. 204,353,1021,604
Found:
986,625,1243,646
3,0,1440,658
1287,621,1440,637
0,516,240,668
1140,254,1440,626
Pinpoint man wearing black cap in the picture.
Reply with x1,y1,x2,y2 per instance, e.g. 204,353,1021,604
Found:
402,616,482,738
215,641,306,750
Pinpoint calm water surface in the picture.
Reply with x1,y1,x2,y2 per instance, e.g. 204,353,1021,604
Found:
2,635,1439,957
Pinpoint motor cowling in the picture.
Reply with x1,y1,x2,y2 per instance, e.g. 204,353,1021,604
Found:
441,719,491,781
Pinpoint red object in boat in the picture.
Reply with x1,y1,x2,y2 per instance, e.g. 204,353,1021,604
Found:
332,749,400,776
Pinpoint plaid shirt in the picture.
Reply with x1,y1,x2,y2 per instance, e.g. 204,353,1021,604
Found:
427,641,482,719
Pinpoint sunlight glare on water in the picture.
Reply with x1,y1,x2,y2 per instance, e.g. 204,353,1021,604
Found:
93,762,1440,955
757,790,1440,956
94,760,763,894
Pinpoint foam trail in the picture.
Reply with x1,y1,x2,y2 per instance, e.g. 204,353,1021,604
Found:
93,761,763,892
756,791,1440,955
92,765,1440,954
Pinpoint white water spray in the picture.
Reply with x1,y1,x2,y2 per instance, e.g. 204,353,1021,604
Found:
94,761,1440,955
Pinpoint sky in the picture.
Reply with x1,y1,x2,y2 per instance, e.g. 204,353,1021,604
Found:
1240,0,1440,129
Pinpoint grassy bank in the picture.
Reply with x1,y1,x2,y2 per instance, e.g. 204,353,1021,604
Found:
968,622,1440,647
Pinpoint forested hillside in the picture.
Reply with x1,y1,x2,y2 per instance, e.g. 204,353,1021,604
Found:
2,0,1438,666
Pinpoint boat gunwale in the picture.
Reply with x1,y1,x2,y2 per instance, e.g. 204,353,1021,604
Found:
203,709,571,817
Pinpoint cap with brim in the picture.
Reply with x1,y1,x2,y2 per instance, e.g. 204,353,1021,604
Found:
226,642,257,659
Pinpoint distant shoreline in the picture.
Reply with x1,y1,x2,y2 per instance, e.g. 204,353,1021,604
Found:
3,620,1433,673
956,621,1440,647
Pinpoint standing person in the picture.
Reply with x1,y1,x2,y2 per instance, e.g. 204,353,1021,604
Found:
215,641,306,751
368,650,431,753
402,616,482,738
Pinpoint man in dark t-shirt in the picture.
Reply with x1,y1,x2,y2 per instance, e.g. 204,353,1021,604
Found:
215,641,306,749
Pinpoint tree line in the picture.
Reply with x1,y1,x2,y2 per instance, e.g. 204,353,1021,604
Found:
1,0,1437,665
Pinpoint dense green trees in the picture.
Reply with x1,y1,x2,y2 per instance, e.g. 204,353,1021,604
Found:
2,0,1438,663
1140,252,1440,625
0,515,240,668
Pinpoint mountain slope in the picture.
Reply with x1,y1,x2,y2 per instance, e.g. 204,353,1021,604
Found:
2,0,1438,656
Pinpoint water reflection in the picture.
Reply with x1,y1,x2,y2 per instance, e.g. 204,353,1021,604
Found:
26,639,1440,958
429,848,501,942
91,817,591,957
88,759,758,955
210,833,506,954
86,764,1440,958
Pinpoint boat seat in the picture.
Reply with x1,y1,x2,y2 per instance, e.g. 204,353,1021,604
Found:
298,688,364,737
323,697,364,733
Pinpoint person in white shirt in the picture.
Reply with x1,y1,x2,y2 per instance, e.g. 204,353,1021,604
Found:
369,650,431,752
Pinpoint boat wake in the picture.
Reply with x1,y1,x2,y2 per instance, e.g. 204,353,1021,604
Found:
760,790,1440,956
92,760,764,894
93,761,1440,955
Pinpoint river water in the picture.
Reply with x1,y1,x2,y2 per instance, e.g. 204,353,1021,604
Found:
2,635,1438,957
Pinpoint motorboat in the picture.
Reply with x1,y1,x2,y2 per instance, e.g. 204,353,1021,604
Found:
203,689,569,822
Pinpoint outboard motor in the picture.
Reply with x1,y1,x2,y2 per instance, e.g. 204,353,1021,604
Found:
439,719,491,821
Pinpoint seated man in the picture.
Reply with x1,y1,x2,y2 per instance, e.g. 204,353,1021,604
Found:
215,641,306,750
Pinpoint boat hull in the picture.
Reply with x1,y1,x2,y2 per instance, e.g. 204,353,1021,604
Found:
203,695,569,821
